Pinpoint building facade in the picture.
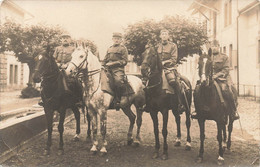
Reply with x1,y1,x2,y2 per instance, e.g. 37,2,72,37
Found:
188,0,260,96
0,0,33,91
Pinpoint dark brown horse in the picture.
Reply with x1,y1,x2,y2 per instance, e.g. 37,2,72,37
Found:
140,46,192,160
32,46,90,155
193,52,235,165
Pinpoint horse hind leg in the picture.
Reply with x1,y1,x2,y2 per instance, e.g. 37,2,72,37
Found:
134,105,143,147
58,110,66,155
44,109,54,155
89,108,98,154
227,116,234,150
71,106,81,141
222,124,227,152
122,105,136,146
99,109,108,156
185,108,191,151
86,106,92,141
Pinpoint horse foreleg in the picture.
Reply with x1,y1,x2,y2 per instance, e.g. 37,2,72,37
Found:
122,106,136,146
89,107,98,154
196,118,205,163
185,109,191,151
150,111,159,159
217,122,225,165
172,110,181,147
58,110,66,155
72,106,80,141
99,109,108,156
227,117,234,150
161,109,169,160
222,124,227,151
44,109,54,155
134,106,143,146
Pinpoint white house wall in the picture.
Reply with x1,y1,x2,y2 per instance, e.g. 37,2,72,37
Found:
238,7,260,96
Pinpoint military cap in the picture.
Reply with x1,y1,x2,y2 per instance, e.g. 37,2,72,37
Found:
112,32,122,38
211,39,220,46
160,29,169,34
61,33,71,38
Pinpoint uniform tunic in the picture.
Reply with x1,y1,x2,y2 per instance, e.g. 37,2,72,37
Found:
53,45,75,64
157,41,178,68
103,44,128,87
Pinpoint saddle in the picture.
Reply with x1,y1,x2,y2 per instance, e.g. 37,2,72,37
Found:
100,69,134,96
162,70,175,94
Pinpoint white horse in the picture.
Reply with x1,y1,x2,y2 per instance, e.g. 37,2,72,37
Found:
65,43,145,155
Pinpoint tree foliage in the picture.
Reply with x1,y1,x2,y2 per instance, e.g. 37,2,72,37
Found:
124,15,208,63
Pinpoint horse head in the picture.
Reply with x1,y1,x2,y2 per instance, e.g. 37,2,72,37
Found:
66,41,100,78
32,49,58,83
198,46,213,86
140,45,162,83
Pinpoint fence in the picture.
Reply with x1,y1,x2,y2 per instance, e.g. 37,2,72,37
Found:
236,84,260,101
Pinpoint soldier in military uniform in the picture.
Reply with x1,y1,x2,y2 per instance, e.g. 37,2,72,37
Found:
157,29,185,113
102,32,129,109
191,40,239,120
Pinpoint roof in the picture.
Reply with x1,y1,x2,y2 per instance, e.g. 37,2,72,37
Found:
238,0,260,14
188,0,219,15
1,0,34,17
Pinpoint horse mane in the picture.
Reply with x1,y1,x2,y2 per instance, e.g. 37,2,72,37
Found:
86,48,101,71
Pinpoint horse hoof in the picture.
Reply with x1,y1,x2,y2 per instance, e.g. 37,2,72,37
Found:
152,152,159,159
133,140,140,147
217,156,224,166
185,145,191,151
195,156,203,163
174,141,181,147
127,138,133,146
90,145,98,155
73,136,80,142
100,147,107,157
161,154,168,160
58,149,64,155
43,149,50,156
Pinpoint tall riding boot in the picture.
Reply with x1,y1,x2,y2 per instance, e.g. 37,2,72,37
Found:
173,81,186,114
61,71,71,94
225,89,239,120
114,86,121,111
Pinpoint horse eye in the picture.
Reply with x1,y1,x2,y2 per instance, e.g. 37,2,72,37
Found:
80,55,84,58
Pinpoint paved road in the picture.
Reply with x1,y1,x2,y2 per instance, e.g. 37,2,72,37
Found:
3,98,259,167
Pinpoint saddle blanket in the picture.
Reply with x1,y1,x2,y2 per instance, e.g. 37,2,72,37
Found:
162,70,175,94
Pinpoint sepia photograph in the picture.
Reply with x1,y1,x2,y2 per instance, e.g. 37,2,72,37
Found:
0,0,259,166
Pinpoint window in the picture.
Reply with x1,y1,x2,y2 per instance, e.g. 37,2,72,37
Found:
213,12,217,38
229,44,233,67
224,0,232,27
9,65,13,84
14,65,18,84
223,46,226,54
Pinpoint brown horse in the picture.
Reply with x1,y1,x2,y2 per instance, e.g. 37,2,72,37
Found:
140,45,192,160
193,50,235,165
32,46,90,155
65,44,145,155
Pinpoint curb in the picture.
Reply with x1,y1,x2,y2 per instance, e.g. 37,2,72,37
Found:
0,109,74,164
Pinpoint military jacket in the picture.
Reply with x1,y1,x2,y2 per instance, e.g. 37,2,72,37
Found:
157,41,178,67
103,44,128,70
53,45,75,64
212,53,230,77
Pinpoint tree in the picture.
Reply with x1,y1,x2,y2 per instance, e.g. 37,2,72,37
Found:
124,15,208,64
0,20,64,86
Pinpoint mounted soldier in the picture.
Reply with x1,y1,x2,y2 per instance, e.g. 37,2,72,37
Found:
157,29,185,114
191,40,239,120
102,32,133,110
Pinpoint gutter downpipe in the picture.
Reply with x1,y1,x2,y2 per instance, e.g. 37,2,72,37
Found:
236,0,240,95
